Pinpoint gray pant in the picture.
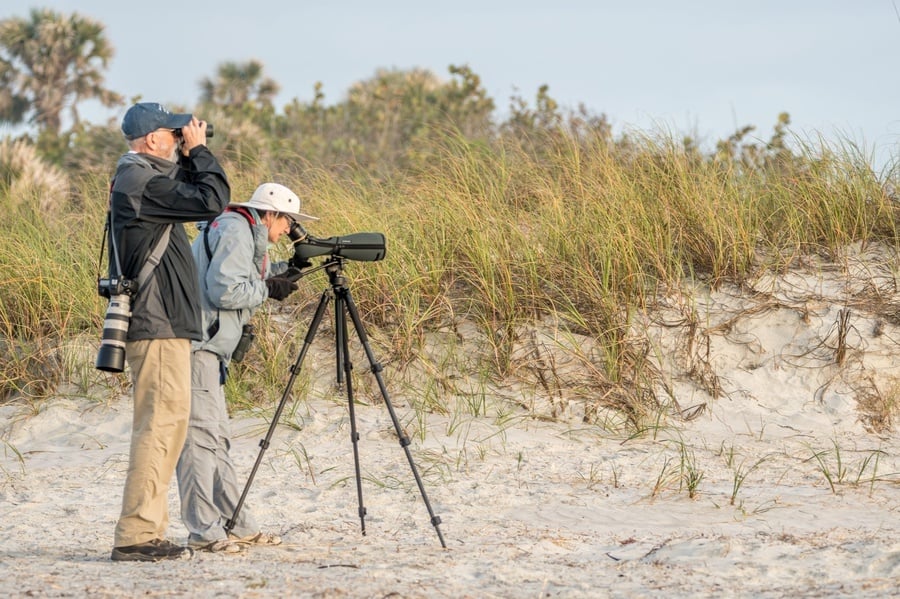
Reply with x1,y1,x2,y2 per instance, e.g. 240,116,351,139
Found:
176,350,257,542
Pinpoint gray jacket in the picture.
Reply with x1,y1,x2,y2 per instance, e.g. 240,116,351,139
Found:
191,206,287,362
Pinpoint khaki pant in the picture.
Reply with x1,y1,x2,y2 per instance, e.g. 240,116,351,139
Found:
114,338,191,547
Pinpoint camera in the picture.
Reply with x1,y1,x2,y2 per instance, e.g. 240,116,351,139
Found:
288,222,386,264
95,292,133,373
174,123,214,138
96,276,137,372
97,276,137,300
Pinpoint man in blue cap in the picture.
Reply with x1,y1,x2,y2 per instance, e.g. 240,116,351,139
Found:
107,102,230,562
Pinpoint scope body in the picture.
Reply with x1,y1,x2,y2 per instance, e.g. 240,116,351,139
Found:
294,232,386,262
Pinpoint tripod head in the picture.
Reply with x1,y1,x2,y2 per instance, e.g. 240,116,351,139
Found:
284,249,365,293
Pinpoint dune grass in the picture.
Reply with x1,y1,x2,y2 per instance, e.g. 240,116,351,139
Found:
1,126,897,434
0,180,108,402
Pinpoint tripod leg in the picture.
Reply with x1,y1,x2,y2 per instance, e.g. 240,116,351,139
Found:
335,292,367,536
334,290,345,389
225,288,332,534
339,287,447,548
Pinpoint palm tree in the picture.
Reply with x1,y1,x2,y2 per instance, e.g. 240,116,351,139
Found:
0,9,122,136
200,59,280,110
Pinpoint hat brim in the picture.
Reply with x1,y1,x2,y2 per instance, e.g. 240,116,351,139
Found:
163,113,192,129
232,202,319,222
280,211,319,223
292,212,319,222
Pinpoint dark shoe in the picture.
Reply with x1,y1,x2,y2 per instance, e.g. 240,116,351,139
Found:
111,538,194,562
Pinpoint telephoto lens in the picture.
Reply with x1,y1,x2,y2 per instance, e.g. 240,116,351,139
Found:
95,294,132,372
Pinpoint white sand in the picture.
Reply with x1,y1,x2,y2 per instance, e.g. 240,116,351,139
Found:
2,243,900,598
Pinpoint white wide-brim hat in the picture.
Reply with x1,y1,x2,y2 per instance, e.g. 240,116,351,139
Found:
232,182,318,221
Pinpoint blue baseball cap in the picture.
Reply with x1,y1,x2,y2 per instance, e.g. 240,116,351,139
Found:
121,102,192,140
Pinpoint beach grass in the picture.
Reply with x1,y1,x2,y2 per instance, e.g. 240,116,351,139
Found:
1,123,898,436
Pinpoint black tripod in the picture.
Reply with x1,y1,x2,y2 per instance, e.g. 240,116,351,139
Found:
225,257,446,548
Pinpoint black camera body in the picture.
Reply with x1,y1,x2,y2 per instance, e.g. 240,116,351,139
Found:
97,276,138,299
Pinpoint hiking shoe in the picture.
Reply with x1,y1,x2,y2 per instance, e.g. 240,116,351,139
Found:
188,538,246,554
111,539,194,562
228,531,282,546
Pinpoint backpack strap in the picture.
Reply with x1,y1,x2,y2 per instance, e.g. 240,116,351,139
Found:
203,205,256,260
201,206,258,341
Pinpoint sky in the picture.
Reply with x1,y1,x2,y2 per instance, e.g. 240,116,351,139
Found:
5,1,900,168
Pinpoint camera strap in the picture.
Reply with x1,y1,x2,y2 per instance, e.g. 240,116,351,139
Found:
202,206,256,261
99,208,172,291
136,224,173,288
99,155,175,294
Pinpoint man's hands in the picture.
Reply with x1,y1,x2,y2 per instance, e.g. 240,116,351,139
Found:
179,117,209,155
265,276,298,301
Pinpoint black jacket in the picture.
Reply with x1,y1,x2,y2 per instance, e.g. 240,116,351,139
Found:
108,146,229,341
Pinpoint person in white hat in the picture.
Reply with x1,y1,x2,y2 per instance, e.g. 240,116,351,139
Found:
176,182,317,553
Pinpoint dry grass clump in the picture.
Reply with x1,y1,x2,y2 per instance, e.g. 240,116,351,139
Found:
0,138,70,214
853,376,900,434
